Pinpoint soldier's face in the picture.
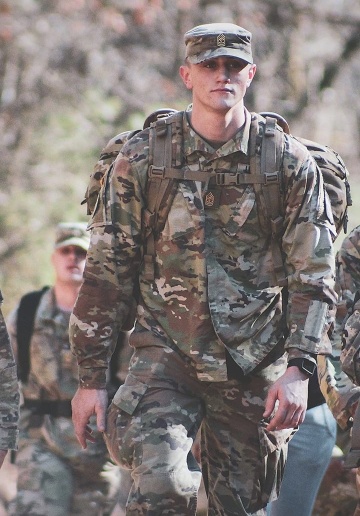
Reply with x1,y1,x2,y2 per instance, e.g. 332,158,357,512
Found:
52,245,87,284
180,56,256,113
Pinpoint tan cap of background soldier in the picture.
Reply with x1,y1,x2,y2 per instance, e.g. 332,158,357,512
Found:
54,222,89,251
184,23,253,65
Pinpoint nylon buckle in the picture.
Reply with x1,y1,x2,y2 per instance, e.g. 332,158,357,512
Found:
215,173,240,186
216,173,225,185
264,172,279,184
149,165,166,179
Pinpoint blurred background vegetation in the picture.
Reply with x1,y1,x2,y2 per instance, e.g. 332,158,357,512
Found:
0,0,360,313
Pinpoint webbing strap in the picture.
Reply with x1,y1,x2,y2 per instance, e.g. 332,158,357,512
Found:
149,166,270,185
250,113,286,287
143,111,287,287
143,113,183,280
249,114,268,238
17,287,49,383
261,116,286,286
261,116,282,235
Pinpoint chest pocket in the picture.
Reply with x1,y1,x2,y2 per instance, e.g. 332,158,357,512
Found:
204,184,256,237
161,182,204,241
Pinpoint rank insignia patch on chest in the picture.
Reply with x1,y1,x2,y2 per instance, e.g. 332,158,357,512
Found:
205,191,215,207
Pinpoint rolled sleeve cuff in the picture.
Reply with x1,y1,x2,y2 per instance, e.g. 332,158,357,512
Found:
287,347,317,363
79,367,108,389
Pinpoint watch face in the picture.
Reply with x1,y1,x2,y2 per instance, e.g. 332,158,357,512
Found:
288,358,316,377
302,360,316,376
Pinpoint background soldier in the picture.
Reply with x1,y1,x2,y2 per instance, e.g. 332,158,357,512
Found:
0,300,19,470
8,223,121,516
0,299,19,516
314,224,360,516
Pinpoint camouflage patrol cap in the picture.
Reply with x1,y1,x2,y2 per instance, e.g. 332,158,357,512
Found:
54,222,89,251
184,23,253,65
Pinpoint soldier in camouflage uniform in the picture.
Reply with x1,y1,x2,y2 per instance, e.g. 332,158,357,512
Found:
0,296,19,469
8,223,120,516
70,23,337,515
268,228,360,516
316,225,360,516
318,224,360,430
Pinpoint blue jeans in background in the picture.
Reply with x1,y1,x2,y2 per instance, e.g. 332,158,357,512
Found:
267,403,337,516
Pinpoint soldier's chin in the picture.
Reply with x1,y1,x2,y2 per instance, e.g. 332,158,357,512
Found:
69,272,84,282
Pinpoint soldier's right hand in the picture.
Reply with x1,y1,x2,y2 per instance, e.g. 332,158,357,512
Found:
71,387,108,449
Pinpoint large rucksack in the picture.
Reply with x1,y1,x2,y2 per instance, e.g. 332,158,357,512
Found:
85,108,351,288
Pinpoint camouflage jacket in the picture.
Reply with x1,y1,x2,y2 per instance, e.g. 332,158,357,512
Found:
70,109,337,388
0,301,19,451
319,225,360,429
8,287,107,460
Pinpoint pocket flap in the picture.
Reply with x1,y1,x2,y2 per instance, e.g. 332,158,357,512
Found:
112,374,148,415
258,424,296,456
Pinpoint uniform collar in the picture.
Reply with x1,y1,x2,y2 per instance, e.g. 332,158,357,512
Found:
182,108,251,161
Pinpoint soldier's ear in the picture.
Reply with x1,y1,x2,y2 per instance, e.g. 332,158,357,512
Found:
246,64,257,87
179,64,192,90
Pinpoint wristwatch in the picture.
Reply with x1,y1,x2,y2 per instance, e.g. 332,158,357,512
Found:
287,358,317,378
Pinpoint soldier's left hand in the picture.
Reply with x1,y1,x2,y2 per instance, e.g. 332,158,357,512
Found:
262,367,309,431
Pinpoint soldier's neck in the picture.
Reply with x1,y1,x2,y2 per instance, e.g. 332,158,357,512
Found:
53,282,81,312
188,103,245,143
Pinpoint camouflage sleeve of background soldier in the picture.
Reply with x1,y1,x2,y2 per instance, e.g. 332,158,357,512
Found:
70,134,146,390
280,135,337,358
318,226,360,429
336,225,360,312
318,353,360,430
0,303,19,450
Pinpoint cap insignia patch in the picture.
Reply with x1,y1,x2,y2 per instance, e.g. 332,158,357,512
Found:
217,34,226,47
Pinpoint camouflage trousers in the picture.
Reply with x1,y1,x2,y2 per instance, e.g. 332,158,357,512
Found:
8,440,120,516
104,345,293,515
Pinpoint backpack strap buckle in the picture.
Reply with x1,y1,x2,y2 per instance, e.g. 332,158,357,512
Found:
264,116,277,136
264,172,279,184
215,172,248,186
216,173,226,185
148,165,166,179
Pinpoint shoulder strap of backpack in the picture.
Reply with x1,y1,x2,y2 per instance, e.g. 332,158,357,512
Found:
142,111,184,281
250,112,287,286
141,110,287,285
17,286,49,383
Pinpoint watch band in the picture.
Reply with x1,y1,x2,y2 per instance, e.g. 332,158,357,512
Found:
287,357,317,377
